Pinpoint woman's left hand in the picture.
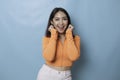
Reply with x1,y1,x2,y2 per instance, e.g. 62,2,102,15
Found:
68,24,74,30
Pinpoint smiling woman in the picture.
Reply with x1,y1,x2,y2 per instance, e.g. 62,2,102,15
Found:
36,7,80,80
50,11,68,34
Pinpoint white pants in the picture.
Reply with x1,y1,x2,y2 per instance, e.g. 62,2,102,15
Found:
37,64,72,80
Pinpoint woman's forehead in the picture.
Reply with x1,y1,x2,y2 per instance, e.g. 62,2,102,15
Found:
54,11,67,18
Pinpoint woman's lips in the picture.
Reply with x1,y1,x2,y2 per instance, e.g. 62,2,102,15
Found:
58,26,64,31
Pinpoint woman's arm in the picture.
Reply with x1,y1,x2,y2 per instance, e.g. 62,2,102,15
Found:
66,29,80,61
42,29,58,62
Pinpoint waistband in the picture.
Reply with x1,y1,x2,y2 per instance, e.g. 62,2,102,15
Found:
45,64,71,71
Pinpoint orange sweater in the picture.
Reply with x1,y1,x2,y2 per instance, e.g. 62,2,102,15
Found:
42,28,80,67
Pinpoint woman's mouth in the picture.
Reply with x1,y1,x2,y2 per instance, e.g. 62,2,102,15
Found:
58,26,64,31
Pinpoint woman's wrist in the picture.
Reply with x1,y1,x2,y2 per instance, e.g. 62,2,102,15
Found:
65,29,73,40
50,28,58,40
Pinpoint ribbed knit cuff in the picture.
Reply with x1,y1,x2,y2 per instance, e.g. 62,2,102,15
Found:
50,28,58,40
65,29,73,40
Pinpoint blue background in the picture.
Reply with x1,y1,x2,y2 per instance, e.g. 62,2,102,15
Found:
0,0,120,80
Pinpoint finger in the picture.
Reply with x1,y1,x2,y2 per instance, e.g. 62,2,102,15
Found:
71,26,74,29
48,25,54,31
69,25,74,29
48,26,52,31
50,25,54,28
48,27,51,31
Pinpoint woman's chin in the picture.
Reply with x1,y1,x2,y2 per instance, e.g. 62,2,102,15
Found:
58,30,65,34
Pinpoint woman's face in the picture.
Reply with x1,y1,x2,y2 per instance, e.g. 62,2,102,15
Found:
51,11,68,34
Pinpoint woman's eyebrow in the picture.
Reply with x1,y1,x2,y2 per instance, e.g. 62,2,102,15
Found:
54,16,67,18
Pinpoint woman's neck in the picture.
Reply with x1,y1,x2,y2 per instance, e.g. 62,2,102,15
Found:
59,34,65,44
59,33,65,39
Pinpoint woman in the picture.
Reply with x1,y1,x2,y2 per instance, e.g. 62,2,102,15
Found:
37,7,80,80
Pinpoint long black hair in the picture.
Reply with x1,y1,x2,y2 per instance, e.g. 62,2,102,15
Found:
45,7,73,37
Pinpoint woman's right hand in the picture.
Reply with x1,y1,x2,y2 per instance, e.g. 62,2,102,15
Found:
48,25,58,39
48,25,54,32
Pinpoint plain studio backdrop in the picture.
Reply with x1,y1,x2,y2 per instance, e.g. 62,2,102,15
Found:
0,0,120,80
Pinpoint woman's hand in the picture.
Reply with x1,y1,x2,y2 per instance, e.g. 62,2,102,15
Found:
48,25,58,37
65,24,74,39
67,24,74,31
48,25,54,31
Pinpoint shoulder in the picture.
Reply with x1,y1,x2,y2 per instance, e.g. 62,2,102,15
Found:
42,36,50,41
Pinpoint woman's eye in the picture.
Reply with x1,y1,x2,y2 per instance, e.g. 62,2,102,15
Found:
63,18,68,20
64,19,68,20
55,19,59,21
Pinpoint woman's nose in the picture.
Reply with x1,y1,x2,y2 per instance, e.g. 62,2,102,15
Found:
59,20,63,25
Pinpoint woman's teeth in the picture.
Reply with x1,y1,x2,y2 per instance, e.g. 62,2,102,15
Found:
59,27,64,30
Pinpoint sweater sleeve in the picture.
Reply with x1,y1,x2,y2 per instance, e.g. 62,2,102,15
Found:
65,29,80,61
42,29,58,62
